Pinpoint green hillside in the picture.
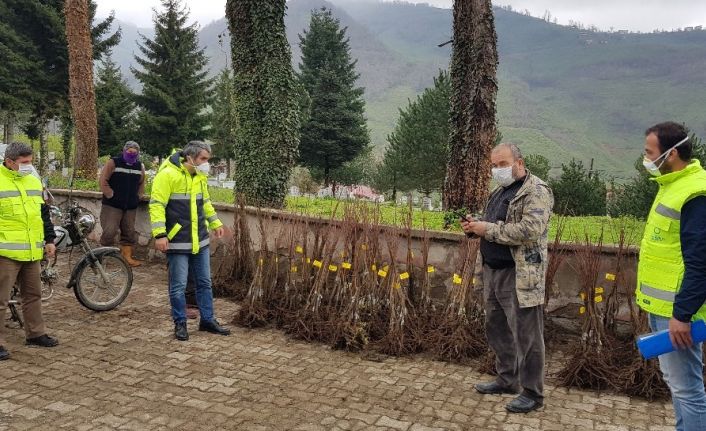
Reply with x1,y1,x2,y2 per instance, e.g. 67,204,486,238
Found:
111,0,706,177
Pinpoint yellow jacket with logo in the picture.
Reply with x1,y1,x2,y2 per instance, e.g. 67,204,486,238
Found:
149,152,223,254
636,159,706,321
0,163,46,261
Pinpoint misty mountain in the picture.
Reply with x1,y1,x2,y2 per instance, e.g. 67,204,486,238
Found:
108,0,706,177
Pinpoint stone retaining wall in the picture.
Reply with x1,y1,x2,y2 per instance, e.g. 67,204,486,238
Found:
51,189,639,323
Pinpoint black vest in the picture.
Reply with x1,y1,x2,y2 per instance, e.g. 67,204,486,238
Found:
102,156,143,210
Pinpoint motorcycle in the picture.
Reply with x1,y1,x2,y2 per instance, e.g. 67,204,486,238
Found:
8,199,133,326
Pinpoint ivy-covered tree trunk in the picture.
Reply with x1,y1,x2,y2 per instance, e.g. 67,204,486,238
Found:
60,114,74,168
443,0,498,211
38,121,48,176
65,0,98,180
226,0,300,208
3,113,15,144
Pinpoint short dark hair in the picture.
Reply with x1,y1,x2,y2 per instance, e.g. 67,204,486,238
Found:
645,121,692,161
4,142,33,161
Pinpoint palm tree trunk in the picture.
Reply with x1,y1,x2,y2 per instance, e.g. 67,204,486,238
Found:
443,0,498,212
65,0,98,180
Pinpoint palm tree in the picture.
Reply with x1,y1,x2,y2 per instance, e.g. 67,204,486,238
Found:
65,0,98,180
443,0,498,212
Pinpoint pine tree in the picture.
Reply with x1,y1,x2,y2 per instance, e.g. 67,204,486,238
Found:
550,159,607,216
443,0,498,211
210,69,237,176
133,0,212,158
297,8,369,187
226,0,301,207
312,146,378,187
382,70,451,196
524,154,551,181
95,56,136,157
0,0,118,171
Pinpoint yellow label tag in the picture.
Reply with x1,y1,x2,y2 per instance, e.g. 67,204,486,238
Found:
291,266,298,273
372,264,377,271
258,258,264,266
275,257,279,263
580,292,586,301
427,266,435,273
394,282,401,289
595,287,604,294
579,306,586,314
342,262,351,270
361,244,368,250
378,269,388,278
399,272,409,280
595,295,603,303
295,246,303,254
383,265,389,272
453,274,462,285
605,273,616,281
313,260,322,268
306,258,311,264
410,251,415,258
328,264,338,272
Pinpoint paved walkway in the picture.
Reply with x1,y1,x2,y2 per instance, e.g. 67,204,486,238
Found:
1,262,675,430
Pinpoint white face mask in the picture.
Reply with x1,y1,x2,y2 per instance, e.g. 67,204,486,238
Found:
187,156,210,176
642,135,690,177
195,161,210,176
18,163,34,177
492,165,515,187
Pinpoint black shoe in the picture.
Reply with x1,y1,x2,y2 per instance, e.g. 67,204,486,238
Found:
26,334,59,348
505,394,543,413
198,319,231,336
474,381,520,395
174,322,189,341
0,346,9,361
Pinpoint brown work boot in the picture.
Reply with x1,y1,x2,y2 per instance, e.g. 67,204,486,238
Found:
120,245,142,267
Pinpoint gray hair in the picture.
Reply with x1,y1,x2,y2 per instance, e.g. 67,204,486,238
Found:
493,143,523,161
182,140,211,160
4,142,33,161
123,141,140,152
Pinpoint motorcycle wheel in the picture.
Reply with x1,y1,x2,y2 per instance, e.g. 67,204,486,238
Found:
74,251,133,311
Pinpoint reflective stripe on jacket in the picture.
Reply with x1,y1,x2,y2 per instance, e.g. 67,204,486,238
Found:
0,164,46,261
149,152,223,254
636,159,706,321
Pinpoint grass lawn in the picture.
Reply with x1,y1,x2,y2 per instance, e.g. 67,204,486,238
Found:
49,176,646,244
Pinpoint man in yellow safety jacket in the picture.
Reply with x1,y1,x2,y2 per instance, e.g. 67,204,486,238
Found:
0,143,59,361
149,141,230,341
636,121,706,430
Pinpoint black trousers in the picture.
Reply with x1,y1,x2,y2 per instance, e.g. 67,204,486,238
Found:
483,265,545,400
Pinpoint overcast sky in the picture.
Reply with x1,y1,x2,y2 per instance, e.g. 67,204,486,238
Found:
96,0,706,32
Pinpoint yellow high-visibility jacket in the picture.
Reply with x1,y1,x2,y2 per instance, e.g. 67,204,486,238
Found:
636,159,706,321
149,152,223,254
0,163,46,261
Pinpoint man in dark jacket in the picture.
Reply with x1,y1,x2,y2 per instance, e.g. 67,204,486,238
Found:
462,143,554,414
99,141,145,267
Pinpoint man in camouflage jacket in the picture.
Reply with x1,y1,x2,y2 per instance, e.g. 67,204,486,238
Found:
462,143,554,414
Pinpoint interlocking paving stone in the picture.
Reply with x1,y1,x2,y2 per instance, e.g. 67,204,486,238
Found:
0,262,674,430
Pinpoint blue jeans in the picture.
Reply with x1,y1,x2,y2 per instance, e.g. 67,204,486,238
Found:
649,314,706,431
167,248,215,324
